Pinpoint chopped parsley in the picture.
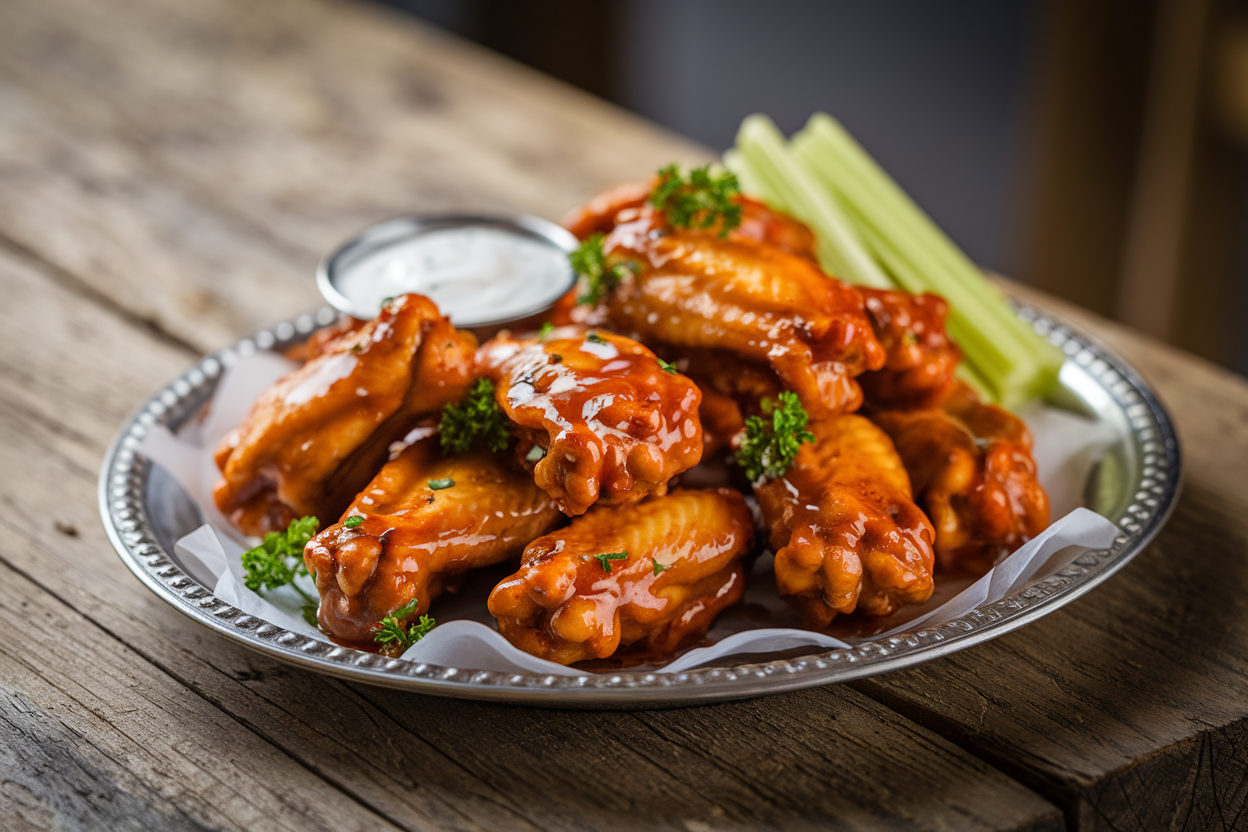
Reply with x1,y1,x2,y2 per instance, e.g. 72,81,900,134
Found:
657,357,678,375
649,164,742,237
586,332,607,345
570,234,633,306
525,444,545,463
593,551,628,573
652,558,669,575
428,478,454,490
439,377,511,455
373,598,436,656
240,516,321,627
538,321,555,340
550,354,563,364
343,515,364,529
734,391,816,481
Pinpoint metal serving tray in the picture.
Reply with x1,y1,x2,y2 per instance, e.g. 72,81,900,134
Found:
99,299,1180,708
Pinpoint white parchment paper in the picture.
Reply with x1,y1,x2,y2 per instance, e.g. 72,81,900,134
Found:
141,351,1121,676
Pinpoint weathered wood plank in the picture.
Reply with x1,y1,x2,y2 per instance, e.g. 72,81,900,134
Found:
0,224,1064,829
854,285,1248,831
0,0,709,352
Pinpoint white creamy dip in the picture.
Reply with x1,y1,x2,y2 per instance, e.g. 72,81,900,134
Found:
334,225,573,324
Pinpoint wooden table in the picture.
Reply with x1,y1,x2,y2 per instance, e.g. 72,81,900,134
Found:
2,1,1246,829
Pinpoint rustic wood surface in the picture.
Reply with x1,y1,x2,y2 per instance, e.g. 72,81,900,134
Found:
0,0,1243,829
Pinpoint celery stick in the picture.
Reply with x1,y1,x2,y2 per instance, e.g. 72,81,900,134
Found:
722,148,786,212
735,115,893,289
796,114,1064,380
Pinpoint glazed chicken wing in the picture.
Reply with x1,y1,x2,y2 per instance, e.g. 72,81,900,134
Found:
477,328,703,516
558,200,885,417
213,294,476,536
488,489,754,665
858,287,961,410
871,383,1050,575
755,414,935,628
303,437,563,647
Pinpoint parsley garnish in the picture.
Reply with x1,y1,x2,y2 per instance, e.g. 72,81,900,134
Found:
586,332,607,345
593,551,628,572
570,234,632,306
550,354,563,364
373,598,436,656
439,377,511,455
428,478,454,490
649,164,742,237
734,391,815,481
241,516,321,626
657,357,678,375
538,321,555,341
343,515,363,529
525,444,545,463
380,296,395,307
652,558,669,575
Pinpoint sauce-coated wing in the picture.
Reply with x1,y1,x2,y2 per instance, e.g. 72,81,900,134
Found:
567,201,885,417
858,287,960,410
755,415,935,627
303,438,563,647
213,294,476,536
489,489,754,665
478,329,703,516
871,383,1050,575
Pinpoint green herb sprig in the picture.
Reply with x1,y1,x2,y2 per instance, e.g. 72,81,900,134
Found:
439,377,511,455
241,516,321,626
570,234,634,306
650,164,742,237
734,391,815,481
593,551,628,573
373,599,436,656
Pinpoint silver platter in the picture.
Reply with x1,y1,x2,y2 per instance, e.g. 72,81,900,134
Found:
99,299,1180,708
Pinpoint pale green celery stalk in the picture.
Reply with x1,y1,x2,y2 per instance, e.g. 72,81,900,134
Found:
734,114,893,289
853,217,1038,404
797,114,1064,382
722,148,786,211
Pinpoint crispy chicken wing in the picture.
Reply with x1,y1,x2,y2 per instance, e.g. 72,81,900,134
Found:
477,329,703,516
488,489,754,665
858,287,961,410
213,294,476,536
663,348,784,455
303,437,563,646
557,199,884,417
755,415,935,627
871,383,1050,575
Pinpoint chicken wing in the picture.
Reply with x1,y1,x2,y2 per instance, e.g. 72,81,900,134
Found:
755,414,935,627
303,437,563,647
858,287,961,410
488,488,754,665
213,294,476,536
871,383,1050,575
558,198,885,417
477,329,703,516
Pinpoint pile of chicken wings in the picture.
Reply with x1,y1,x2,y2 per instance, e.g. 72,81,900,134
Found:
213,179,1050,666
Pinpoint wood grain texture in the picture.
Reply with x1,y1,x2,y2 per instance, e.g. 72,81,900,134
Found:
0,0,709,353
0,241,1061,830
856,283,1248,831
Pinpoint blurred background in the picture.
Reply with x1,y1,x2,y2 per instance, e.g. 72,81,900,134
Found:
380,0,1248,378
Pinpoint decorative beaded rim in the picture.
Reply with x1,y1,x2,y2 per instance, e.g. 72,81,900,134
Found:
99,299,1180,707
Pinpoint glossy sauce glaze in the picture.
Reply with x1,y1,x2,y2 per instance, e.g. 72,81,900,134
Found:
858,287,961,410
755,414,935,628
557,197,886,418
214,294,477,536
304,436,564,648
488,488,754,665
478,328,703,516
871,382,1050,576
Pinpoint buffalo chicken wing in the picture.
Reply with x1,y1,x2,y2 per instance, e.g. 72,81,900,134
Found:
872,383,1050,575
489,488,754,665
303,437,563,646
478,329,703,516
755,414,935,627
214,294,476,536
858,287,961,410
